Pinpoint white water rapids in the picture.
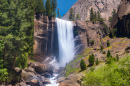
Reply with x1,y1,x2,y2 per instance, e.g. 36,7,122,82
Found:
56,18,75,67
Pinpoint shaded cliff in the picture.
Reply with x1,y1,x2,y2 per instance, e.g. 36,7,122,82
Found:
62,0,121,21
33,15,55,62
111,0,130,37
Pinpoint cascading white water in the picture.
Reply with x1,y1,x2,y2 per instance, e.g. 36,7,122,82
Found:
56,18,74,67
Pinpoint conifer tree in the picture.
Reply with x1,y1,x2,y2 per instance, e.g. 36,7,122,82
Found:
69,8,75,21
57,8,61,18
51,0,57,17
45,0,52,17
76,13,80,20
90,8,94,21
35,0,45,15
80,59,86,70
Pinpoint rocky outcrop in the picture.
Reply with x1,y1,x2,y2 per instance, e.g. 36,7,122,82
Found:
14,62,54,86
74,21,105,54
62,0,121,21
33,15,55,62
111,0,130,37
58,73,85,86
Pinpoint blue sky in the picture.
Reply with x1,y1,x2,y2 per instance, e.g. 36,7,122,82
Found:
56,0,77,17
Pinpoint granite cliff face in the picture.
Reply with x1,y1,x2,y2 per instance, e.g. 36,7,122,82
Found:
111,0,130,37
33,16,55,62
33,16,105,61
62,0,121,21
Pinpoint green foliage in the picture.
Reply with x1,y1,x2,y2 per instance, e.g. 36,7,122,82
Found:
109,28,117,38
15,53,28,69
45,0,52,17
102,51,105,54
69,8,75,21
96,58,99,65
0,0,34,69
116,54,119,61
57,8,61,18
89,40,95,46
51,0,57,17
80,59,86,71
35,0,45,15
107,50,111,58
76,13,80,20
83,56,130,86
89,54,95,66
90,67,95,72
107,41,110,47
100,46,103,51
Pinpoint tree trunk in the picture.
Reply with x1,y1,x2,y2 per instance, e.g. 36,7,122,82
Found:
3,44,6,68
12,54,17,69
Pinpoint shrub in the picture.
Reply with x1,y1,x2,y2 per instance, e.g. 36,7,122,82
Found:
83,56,130,86
107,41,110,47
102,51,106,54
116,54,119,61
80,59,86,71
100,46,103,51
107,50,111,58
96,58,99,65
90,67,95,72
89,54,95,66
89,40,95,46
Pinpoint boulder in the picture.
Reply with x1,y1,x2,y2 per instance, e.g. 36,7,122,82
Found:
35,63,46,74
21,70,38,82
41,72,51,78
25,67,35,73
14,67,22,73
42,78,51,84
19,82,26,86
30,79,39,86
125,44,130,53
59,73,85,86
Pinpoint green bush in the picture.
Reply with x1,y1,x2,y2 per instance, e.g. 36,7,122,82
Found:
90,67,95,72
102,51,106,54
83,56,130,86
116,54,119,61
107,50,111,58
89,40,95,46
100,46,103,51
96,58,99,65
89,54,95,66
80,59,86,71
107,41,110,47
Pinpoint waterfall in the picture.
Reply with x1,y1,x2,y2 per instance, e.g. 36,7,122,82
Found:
56,18,74,67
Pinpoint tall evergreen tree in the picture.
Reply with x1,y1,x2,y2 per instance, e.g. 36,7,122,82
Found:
57,8,61,18
69,8,75,21
76,13,80,20
45,0,52,17
90,8,94,21
35,0,45,15
51,0,57,17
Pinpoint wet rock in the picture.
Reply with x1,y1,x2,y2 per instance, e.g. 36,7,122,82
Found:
57,77,65,83
41,72,51,78
19,82,26,86
30,79,39,86
35,63,46,74
42,78,51,84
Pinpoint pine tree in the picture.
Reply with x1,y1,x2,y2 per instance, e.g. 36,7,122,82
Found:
51,0,57,17
90,8,94,21
57,8,61,18
69,8,75,21
107,50,111,58
80,59,86,71
35,0,45,15
45,0,52,17
76,13,80,20
89,54,95,66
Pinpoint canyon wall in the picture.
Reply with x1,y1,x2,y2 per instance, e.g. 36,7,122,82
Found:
62,0,121,21
33,16,105,61
33,16,55,62
111,0,130,37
